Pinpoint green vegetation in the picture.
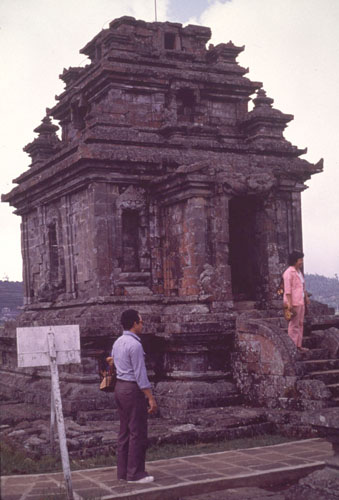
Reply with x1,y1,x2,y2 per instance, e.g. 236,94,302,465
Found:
1,434,295,476
305,273,339,312
0,280,23,309
147,433,294,461
0,280,23,325
1,438,63,475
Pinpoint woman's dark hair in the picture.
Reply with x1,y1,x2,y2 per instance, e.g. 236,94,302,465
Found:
121,309,140,330
288,250,304,266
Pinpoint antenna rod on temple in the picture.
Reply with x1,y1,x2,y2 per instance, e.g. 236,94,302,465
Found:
154,0,158,22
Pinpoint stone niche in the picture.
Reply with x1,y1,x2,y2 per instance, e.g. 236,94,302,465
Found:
1,16,323,416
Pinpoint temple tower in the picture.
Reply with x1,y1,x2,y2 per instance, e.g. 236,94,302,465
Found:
1,17,322,415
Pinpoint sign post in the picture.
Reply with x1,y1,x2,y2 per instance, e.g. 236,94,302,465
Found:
50,384,56,454
17,325,81,500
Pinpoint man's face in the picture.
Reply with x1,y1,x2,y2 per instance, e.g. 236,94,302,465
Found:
134,315,143,334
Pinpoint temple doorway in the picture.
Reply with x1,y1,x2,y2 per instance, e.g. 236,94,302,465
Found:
228,195,267,302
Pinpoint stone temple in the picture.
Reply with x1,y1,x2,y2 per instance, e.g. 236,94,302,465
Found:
1,17,338,417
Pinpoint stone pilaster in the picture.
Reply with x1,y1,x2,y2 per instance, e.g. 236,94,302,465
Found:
0,16,324,417
291,186,304,253
21,216,31,305
60,195,76,299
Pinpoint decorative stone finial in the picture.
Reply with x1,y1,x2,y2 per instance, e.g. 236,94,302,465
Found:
253,89,274,108
60,66,86,87
23,116,61,165
242,88,295,148
207,41,245,63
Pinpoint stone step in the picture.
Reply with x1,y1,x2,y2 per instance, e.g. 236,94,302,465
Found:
0,404,273,460
299,348,330,360
76,408,119,424
156,394,243,421
326,383,339,398
302,359,339,372
309,330,328,339
233,301,257,311
163,313,232,323
304,369,339,385
265,317,288,329
163,321,228,335
157,406,273,444
330,397,339,406
302,336,323,349
309,315,339,330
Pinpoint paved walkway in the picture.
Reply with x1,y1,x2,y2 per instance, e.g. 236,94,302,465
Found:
1,438,333,500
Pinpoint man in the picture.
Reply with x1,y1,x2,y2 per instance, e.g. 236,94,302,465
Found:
110,309,157,483
283,251,310,351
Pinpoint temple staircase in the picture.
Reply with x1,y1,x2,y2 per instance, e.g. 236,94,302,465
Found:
234,300,339,410
272,315,339,407
301,326,339,407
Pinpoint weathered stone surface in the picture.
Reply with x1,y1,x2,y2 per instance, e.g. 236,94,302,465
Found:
0,402,275,458
233,312,339,410
296,379,332,402
286,468,339,500
320,327,339,359
155,381,240,419
0,16,331,415
301,407,339,430
301,407,339,468
184,487,286,499
233,316,299,407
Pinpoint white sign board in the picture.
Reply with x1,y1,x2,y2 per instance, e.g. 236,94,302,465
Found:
16,325,81,500
17,325,80,368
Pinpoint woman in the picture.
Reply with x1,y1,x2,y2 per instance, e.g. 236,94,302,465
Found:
283,251,310,351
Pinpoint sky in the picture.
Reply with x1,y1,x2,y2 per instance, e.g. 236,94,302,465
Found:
0,0,338,282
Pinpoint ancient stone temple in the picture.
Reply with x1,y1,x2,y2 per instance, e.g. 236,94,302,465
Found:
3,17,336,417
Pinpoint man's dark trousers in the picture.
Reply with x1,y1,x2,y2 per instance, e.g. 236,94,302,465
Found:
114,380,148,481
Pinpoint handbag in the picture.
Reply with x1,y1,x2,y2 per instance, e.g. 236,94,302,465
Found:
283,305,296,322
99,360,117,392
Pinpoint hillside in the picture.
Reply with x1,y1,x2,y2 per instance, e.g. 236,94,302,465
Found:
305,273,339,312
0,280,24,324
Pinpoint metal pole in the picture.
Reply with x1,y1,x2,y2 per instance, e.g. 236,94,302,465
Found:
155,0,157,22
50,385,56,454
48,328,74,500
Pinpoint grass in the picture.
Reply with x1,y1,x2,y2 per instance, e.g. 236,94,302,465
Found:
0,434,298,476
0,438,117,476
1,433,296,476
147,433,295,461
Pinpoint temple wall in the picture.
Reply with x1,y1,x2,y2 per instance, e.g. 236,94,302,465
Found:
1,16,325,415
162,197,209,296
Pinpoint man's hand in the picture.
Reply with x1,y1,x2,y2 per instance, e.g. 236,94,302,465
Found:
147,396,158,415
142,388,158,415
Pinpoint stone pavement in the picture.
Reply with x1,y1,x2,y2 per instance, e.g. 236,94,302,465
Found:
0,438,333,500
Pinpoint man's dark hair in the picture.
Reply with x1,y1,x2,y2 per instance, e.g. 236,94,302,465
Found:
121,309,140,330
288,250,304,266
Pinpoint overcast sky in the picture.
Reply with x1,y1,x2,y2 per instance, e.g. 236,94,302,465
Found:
0,0,338,281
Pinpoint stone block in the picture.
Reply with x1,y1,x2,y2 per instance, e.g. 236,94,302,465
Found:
321,327,339,358
0,15,327,416
296,379,332,401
